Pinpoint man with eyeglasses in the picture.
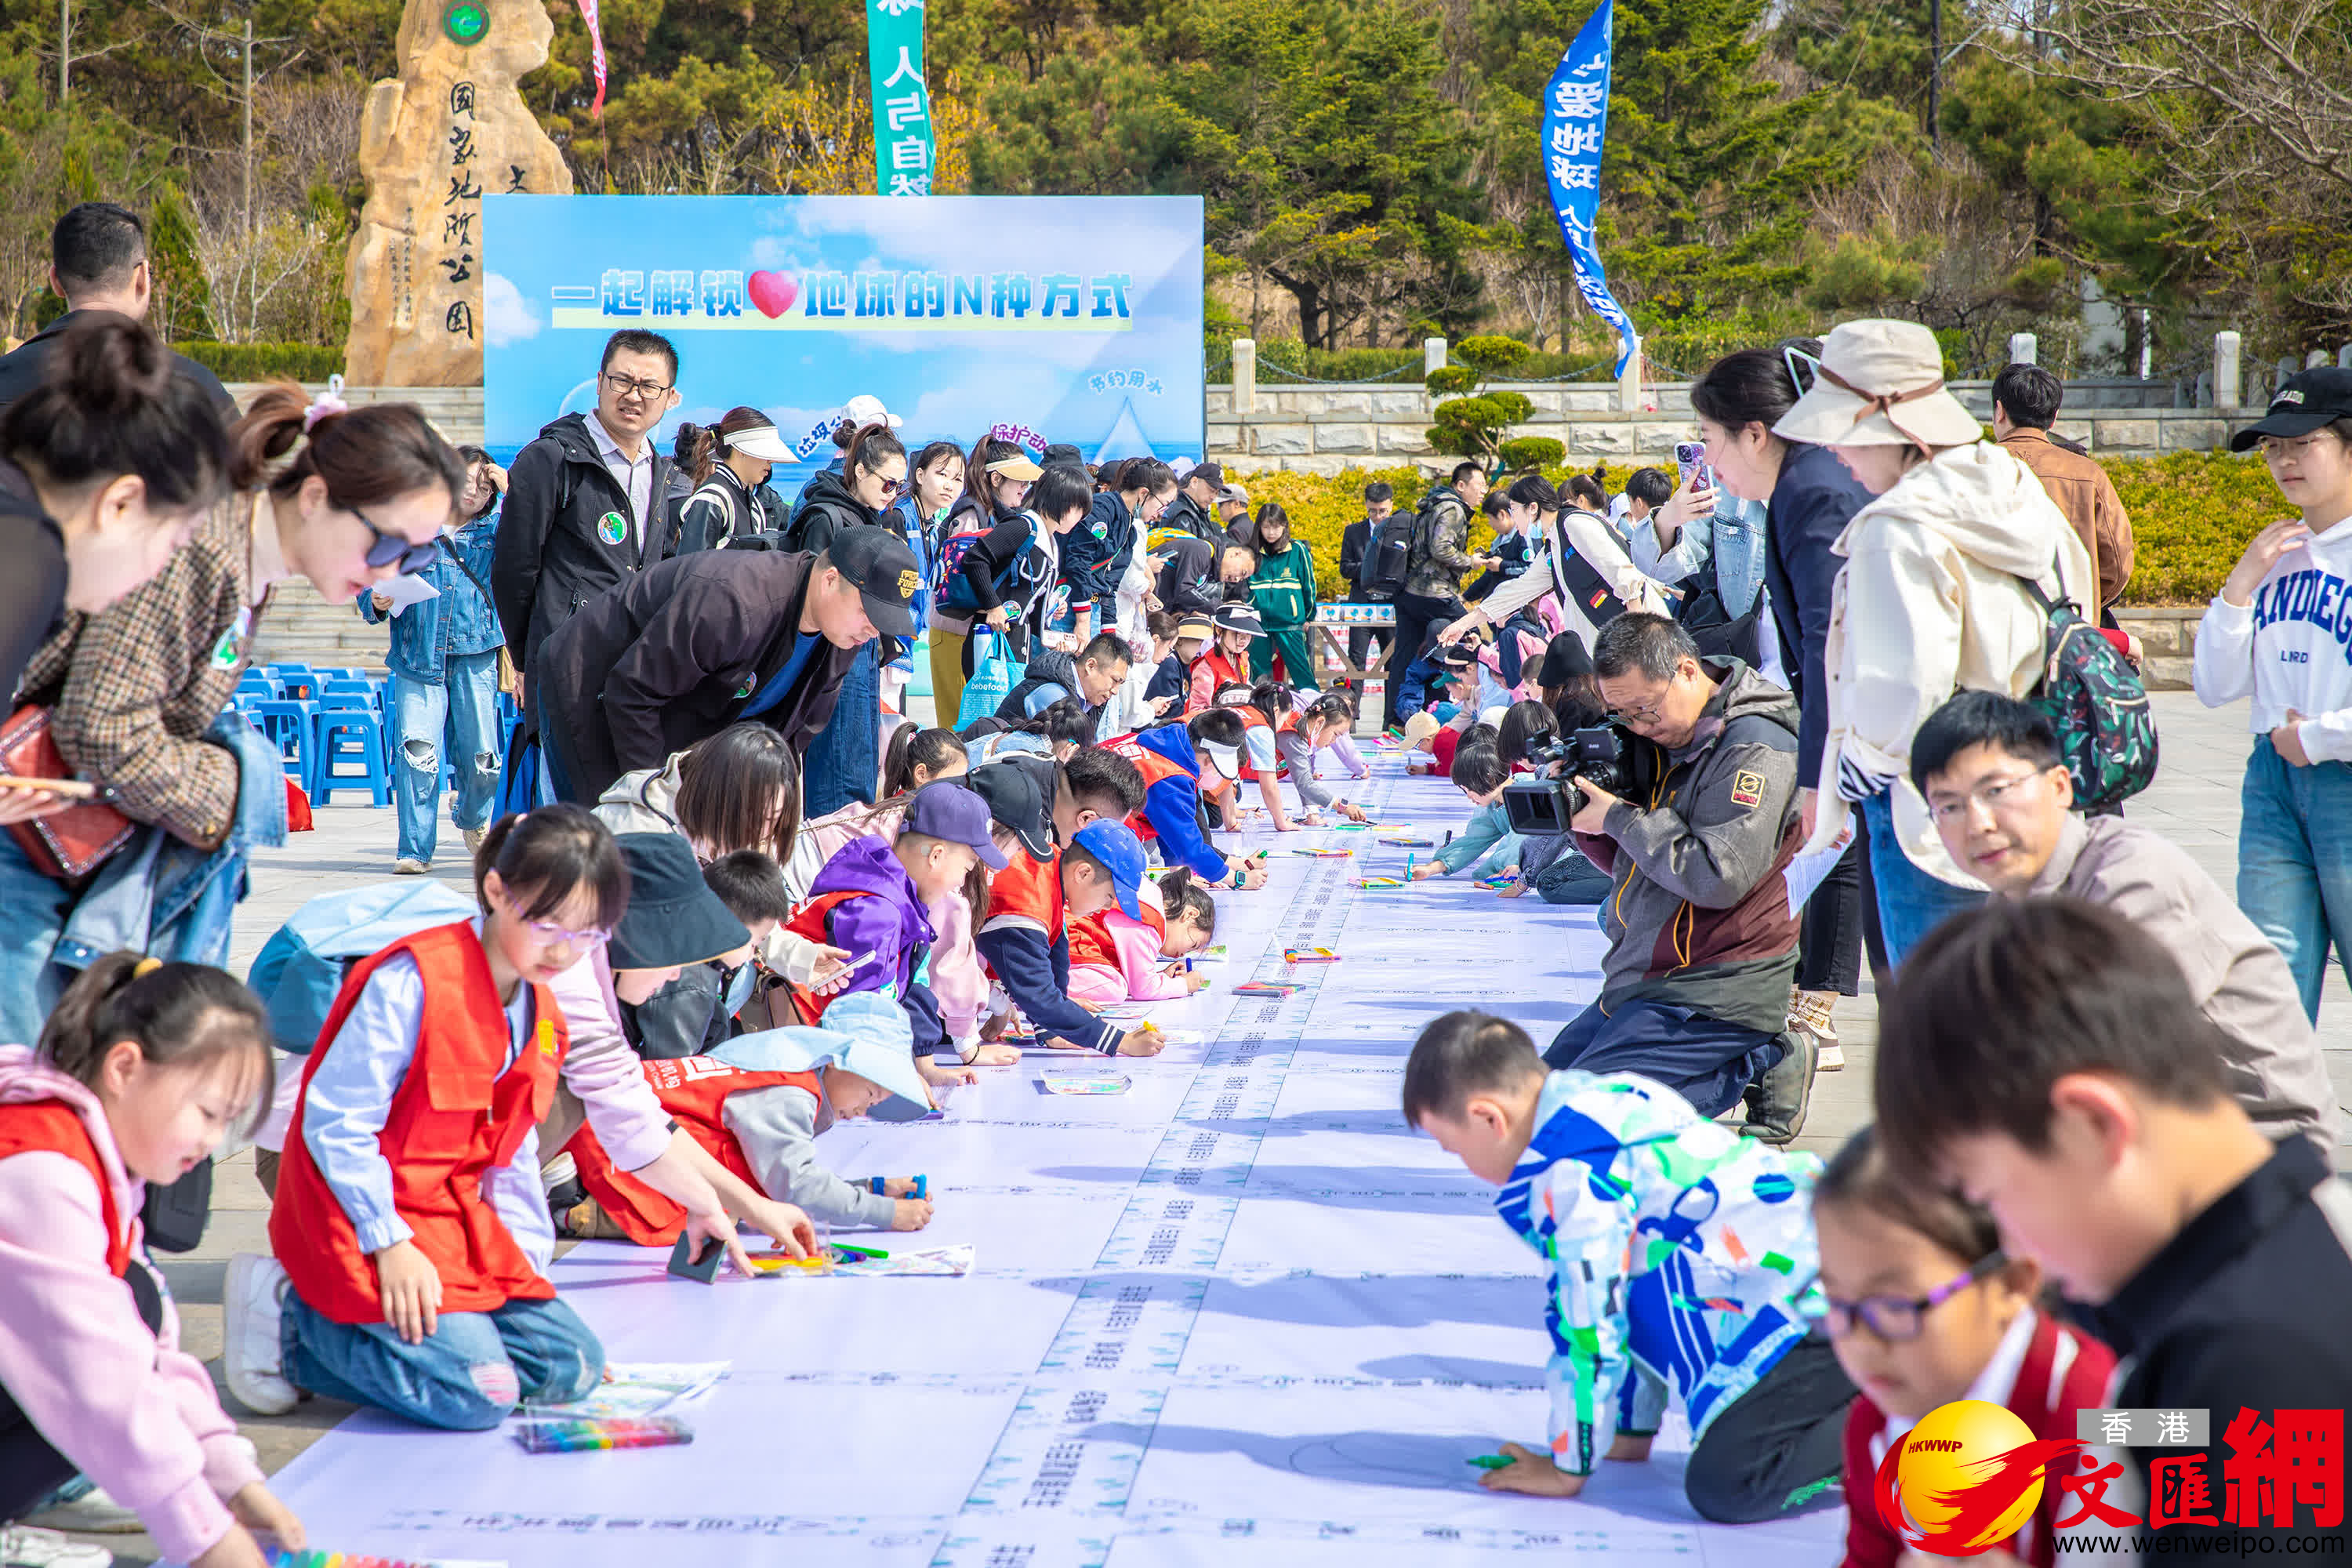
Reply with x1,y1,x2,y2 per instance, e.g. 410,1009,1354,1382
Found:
1541,612,1816,1143
1912,688,2337,1152
492,329,685,691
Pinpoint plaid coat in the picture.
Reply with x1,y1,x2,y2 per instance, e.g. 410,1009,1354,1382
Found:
18,492,261,848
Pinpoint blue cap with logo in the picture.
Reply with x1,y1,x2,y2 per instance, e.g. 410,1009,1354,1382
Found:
1070,819,1147,920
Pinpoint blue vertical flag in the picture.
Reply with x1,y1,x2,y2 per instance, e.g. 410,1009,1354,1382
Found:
1543,0,1637,376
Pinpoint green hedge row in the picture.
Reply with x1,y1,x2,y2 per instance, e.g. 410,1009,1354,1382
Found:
1236,450,2288,607
173,341,345,382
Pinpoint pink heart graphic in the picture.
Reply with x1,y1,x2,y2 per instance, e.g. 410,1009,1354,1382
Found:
746,270,798,319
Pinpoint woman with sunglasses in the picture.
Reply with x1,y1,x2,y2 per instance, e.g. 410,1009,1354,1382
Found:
787,421,909,818
0,377,461,1044
1813,1125,2114,1568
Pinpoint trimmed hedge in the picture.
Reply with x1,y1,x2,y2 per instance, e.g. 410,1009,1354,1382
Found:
173,341,346,382
1236,449,2287,608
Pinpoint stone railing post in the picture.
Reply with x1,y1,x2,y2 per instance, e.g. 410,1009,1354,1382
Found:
2008,332,2037,366
1232,339,1256,416
2213,332,2241,412
1423,336,1448,378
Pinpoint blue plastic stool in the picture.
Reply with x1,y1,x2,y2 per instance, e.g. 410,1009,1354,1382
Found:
267,662,318,700
248,699,318,790
310,694,392,807
236,670,282,702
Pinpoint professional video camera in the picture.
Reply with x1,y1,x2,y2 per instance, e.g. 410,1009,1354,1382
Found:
1502,724,1637,837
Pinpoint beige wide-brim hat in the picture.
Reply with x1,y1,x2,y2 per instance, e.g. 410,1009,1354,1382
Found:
1772,319,1984,448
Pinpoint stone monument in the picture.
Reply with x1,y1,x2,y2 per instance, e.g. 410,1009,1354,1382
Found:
343,0,573,386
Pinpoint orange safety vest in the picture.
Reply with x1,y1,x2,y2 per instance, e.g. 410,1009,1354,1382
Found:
1188,648,1248,711
565,1056,824,1246
270,922,568,1324
1102,730,1194,844
0,1102,132,1277
1069,881,1167,971
1225,704,1301,783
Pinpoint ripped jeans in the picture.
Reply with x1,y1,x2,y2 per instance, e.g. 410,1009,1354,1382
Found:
281,1290,603,1431
391,650,503,866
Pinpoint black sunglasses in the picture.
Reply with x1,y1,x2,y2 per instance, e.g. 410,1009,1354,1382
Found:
354,507,442,575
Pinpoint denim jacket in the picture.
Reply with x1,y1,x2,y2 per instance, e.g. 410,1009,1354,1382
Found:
358,509,505,684
53,711,289,976
1628,495,1769,618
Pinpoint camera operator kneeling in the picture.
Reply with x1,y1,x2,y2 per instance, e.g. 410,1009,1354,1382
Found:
1543,613,1814,1142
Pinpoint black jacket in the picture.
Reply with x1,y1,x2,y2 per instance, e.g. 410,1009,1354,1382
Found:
1062,491,1133,619
789,466,877,557
0,310,234,418
0,459,65,707
1153,535,1233,616
535,549,857,802
1163,491,1221,545
1759,441,1875,782
674,466,761,554
493,412,680,678
2084,1136,2352,1553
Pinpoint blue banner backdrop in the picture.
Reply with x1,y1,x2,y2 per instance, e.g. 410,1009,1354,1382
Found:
480,194,1206,496
1542,0,1637,376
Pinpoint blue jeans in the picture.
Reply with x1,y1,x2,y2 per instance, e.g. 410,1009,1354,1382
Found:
282,1290,603,1431
2238,735,2352,1022
0,833,75,1045
1544,997,1784,1119
802,639,880,818
391,651,503,865
1860,791,1984,968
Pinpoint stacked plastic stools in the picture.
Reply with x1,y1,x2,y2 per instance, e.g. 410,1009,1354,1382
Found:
267,662,318,701
310,690,393,806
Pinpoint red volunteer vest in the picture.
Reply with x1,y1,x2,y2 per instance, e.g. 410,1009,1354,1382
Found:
1224,704,1300,783
565,1056,823,1246
985,846,1066,943
0,1101,132,1277
1187,648,1247,712
1102,731,1192,843
269,922,569,1324
777,888,872,1025
1069,884,1167,971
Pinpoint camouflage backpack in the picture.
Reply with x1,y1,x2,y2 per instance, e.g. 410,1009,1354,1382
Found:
2015,569,2158,811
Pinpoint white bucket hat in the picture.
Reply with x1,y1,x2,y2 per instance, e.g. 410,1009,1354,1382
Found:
1771,319,1984,449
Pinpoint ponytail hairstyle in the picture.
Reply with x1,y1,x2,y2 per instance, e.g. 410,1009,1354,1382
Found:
472,804,630,931
1008,696,1097,751
1247,677,1295,720
964,435,1028,514
230,382,466,514
845,422,906,489
677,405,772,486
0,314,234,517
1690,339,1822,434
1496,698,1560,769
674,723,803,861
883,724,965,797
38,953,274,1130
1564,472,1606,511
455,444,504,521
1156,866,1218,938
1298,691,1355,739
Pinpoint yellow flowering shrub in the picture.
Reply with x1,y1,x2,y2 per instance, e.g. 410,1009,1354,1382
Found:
1232,450,2284,607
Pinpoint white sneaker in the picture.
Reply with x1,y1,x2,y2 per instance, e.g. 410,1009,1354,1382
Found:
22,1486,140,1535
392,858,430,876
1817,1040,1846,1072
541,1150,577,1195
222,1253,298,1416
0,1526,113,1567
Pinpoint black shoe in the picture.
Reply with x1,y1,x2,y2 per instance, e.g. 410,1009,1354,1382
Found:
1740,1030,1814,1145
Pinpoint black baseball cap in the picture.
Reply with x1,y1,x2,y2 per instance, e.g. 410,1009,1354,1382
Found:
966,761,1054,862
823,526,920,638
2230,368,2352,452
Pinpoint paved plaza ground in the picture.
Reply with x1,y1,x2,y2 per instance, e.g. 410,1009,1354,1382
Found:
53,691,2351,1564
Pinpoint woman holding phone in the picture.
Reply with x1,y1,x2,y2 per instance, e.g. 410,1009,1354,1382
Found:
1,318,238,827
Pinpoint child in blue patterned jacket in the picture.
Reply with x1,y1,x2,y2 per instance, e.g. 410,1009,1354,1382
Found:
1403,1009,1854,1523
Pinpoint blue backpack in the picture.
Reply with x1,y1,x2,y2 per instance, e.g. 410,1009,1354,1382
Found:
246,882,478,1054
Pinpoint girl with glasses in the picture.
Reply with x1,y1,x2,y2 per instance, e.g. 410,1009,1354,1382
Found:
1815,1125,2116,1568
225,804,805,1431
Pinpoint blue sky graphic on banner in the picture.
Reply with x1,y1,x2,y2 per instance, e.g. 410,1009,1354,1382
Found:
481,194,1205,495
1543,0,1637,376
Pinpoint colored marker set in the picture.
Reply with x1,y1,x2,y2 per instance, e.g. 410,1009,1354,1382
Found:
1475,874,1518,889
1355,876,1405,889
1281,946,1341,964
1231,982,1299,997
264,1552,507,1568
1290,846,1352,858
1379,836,1434,848
514,1415,693,1454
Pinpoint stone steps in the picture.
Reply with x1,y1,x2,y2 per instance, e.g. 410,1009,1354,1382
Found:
249,581,390,673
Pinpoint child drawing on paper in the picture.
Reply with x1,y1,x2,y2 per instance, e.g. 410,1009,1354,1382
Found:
1068,868,1218,1006
1403,1010,1847,1524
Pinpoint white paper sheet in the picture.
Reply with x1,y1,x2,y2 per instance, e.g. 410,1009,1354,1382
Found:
1782,823,1856,918
260,759,1845,1568
376,572,441,616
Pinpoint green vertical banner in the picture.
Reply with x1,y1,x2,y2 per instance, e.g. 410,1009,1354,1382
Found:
867,0,934,195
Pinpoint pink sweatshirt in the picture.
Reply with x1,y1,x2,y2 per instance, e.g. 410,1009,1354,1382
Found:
0,1046,264,1564
1069,910,1195,1006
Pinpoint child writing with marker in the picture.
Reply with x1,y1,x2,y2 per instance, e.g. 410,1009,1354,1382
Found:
975,819,1167,1057
1,958,307,1568
227,807,799,1432
1069,867,1218,1006
1407,733,1523,885
564,992,938,1239
1816,1126,2116,1568
1403,1010,1852,1523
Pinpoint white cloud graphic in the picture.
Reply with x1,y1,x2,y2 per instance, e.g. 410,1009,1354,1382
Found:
484,274,541,348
